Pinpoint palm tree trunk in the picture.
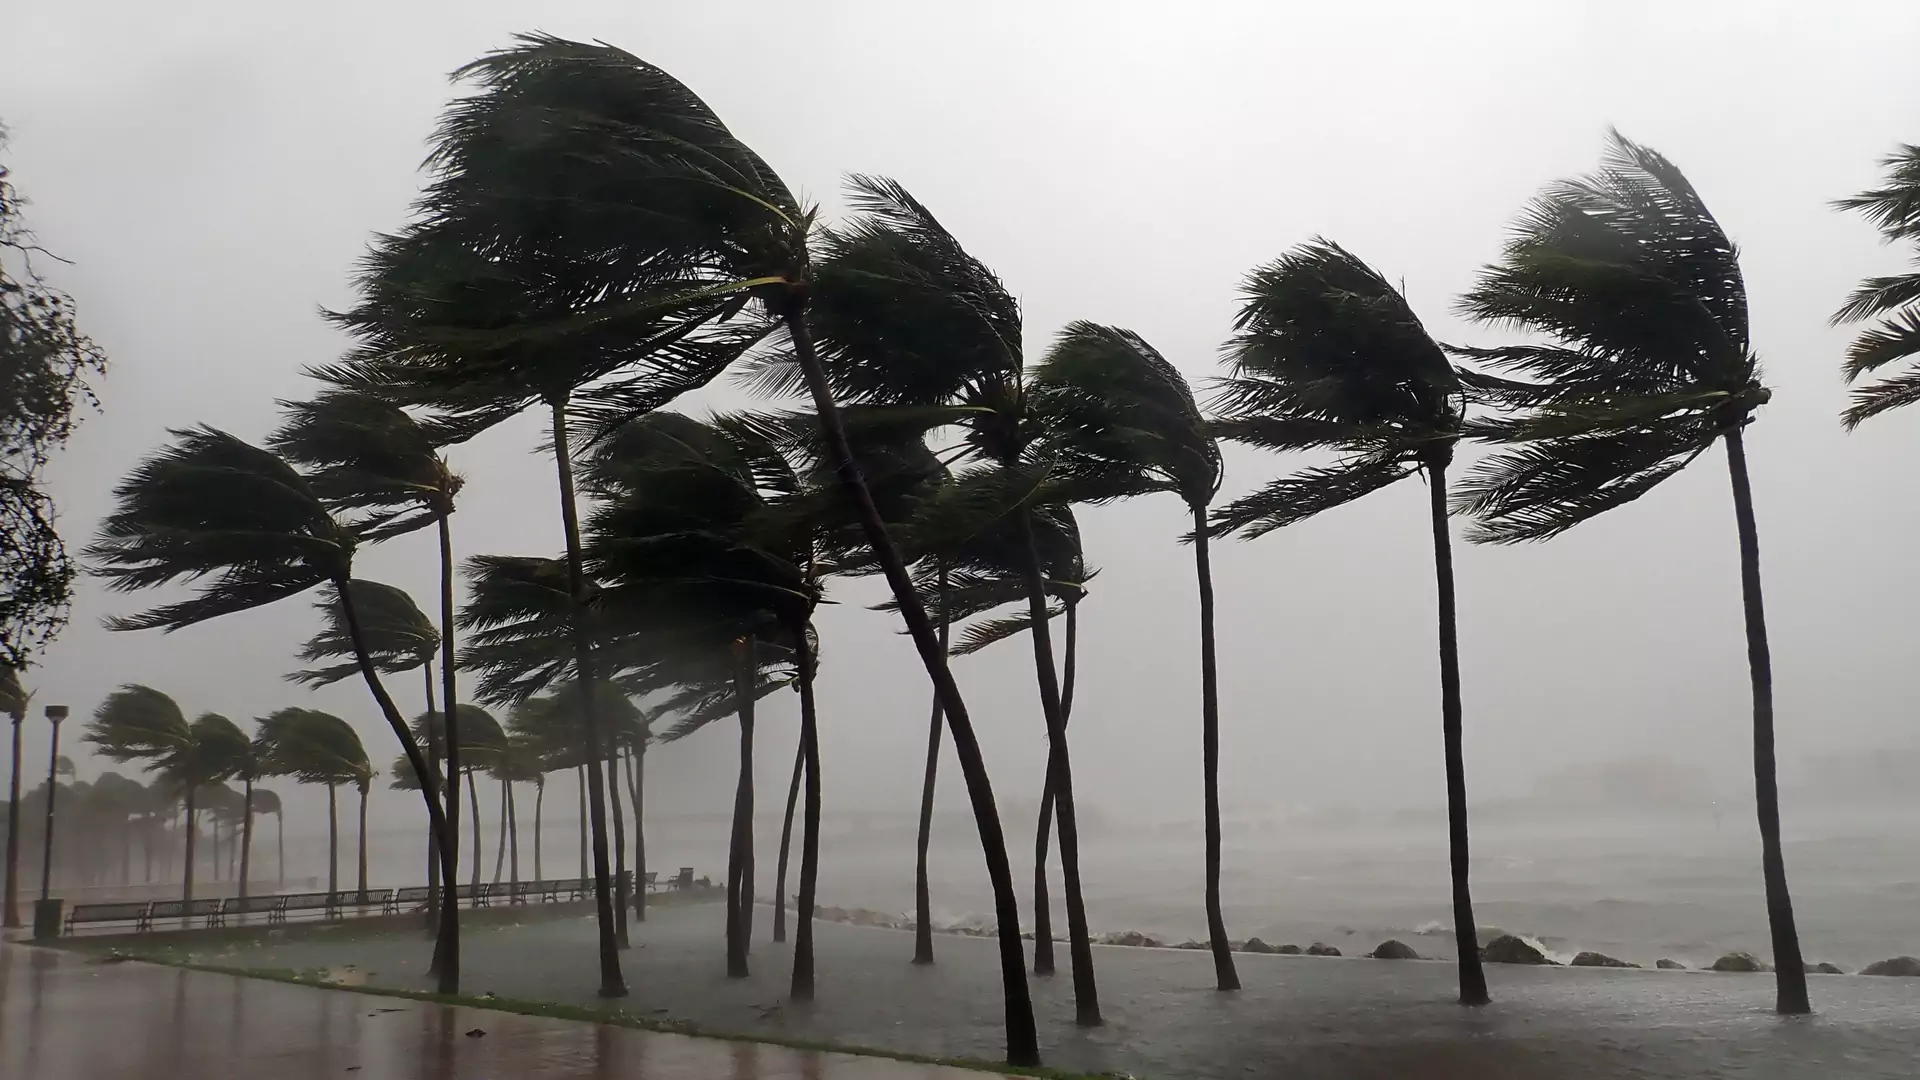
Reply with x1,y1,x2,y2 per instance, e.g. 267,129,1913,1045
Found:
576,765,588,881
182,786,197,906
211,816,222,882
467,770,481,893
423,663,441,912
4,716,21,928
1032,597,1081,975
1016,510,1100,1027
334,576,454,911
239,775,254,905
507,781,520,888
791,622,823,1001
492,778,507,884
774,732,803,944
549,397,627,999
533,778,545,883
913,563,949,965
1193,520,1240,991
606,741,630,948
726,641,756,978
1427,456,1489,1006
782,304,1038,1067
1723,428,1809,1013
276,812,284,892
626,748,645,923
357,783,370,905
434,510,463,994
326,783,338,897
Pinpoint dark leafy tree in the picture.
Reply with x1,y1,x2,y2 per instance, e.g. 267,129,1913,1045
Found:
84,428,452,909
1454,131,1805,1013
1212,239,1488,1004
1834,144,1920,428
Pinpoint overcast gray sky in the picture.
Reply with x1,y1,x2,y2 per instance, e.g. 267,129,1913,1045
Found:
5,0,1920,838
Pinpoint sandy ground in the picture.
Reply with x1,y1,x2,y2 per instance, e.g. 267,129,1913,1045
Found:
164,903,1920,1079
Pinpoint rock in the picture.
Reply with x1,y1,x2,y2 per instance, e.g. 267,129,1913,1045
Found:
1655,959,1686,970
1811,962,1846,974
1240,937,1275,954
1277,944,1302,955
1103,931,1160,948
1570,951,1637,968
1305,942,1342,957
1709,951,1769,972
1862,956,1920,976
1174,939,1207,950
1481,935,1554,965
1370,940,1419,960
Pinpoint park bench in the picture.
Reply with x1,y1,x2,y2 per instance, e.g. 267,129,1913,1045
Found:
64,901,153,934
149,898,224,929
669,866,694,890
641,871,658,892
384,885,434,914
271,891,336,923
221,894,283,924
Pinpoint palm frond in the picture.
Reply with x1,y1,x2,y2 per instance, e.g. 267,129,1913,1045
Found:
288,579,438,687
1833,144,1920,241
1211,457,1413,540
1453,417,1714,543
950,604,1062,657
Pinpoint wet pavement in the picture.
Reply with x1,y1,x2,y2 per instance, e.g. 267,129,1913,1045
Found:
0,942,998,1080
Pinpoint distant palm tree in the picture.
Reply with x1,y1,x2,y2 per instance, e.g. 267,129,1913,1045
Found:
83,686,209,904
191,714,255,899
272,388,467,983
1833,143,1920,427
257,707,373,900
85,428,452,909
1034,322,1241,990
1212,240,1488,1004
3,665,25,927
1454,131,1806,1013
250,787,284,891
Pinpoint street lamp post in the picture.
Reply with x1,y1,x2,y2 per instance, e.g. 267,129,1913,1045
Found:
38,704,67,902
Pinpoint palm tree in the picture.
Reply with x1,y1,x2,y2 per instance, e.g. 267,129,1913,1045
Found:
85,428,453,913
1454,131,1805,1014
3,665,25,927
250,787,284,891
1033,321,1241,990
258,707,373,900
365,37,1034,1053
1211,239,1488,1004
83,686,202,903
191,714,255,900
272,388,466,978
1834,143,1920,427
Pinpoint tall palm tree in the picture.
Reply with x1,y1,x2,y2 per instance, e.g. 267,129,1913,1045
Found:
258,707,372,899
250,787,284,891
191,714,256,900
1034,321,1240,990
2,665,24,927
273,388,466,977
1834,143,1920,427
1211,239,1488,1004
1454,131,1805,1014
85,428,453,915
369,37,1034,1054
83,686,205,903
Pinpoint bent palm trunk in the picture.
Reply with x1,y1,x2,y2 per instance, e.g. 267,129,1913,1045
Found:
1032,597,1078,977
782,303,1038,1066
726,641,757,978
325,784,338,897
550,397,627,998
436,510,463,994
792,622,822,1000
607,744,630,947
1426,456,1488,1006
1193,521,1240,991
467,771,481,893
1723,428,1809,1014
914,564,950,965
181,786,198,907
533,777,545,883
774,733,802,944
1016,512,1100,1027
627,749,645,923
357,784,370,904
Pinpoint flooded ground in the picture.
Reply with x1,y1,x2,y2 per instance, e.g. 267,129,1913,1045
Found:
168,902,1920,1079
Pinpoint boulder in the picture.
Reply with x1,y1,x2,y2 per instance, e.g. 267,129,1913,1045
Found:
1102,931,1160,948
1709,951,1769,973
1570,951,1637,968
1305,942,1342,957
1240,937,1275,954
1861,956,1920,976
1481,935,1554,965
1174,939,1207,950
1276,944,1302,955
1370,940,1420,960
1655,959,1686,970
1810,962,1846,975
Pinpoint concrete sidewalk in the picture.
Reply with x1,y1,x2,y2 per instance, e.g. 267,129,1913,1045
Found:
0,943,1002,1079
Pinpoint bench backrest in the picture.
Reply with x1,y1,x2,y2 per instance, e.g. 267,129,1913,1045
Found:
674,866,694,886
149,898,222,919
393,886,434,903
451,882,480,900
224,895,281,915
279,891,333,911
69,902,150,923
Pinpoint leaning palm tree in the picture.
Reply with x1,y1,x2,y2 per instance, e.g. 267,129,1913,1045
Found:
365,37,1034,1053
250,787,284,890
1212,239,1488,1005
258,707,372,899
83,686,211,904
1034,321,1240,990
1834,143,1920,427
272,388,466,979
85,428,452,915
190,714,256,900
1454,131,1806,1014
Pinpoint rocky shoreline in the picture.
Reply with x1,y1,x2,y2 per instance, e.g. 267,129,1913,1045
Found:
804,905,1920,977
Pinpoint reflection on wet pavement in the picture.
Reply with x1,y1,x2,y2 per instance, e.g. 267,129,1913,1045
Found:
0,943,995,1080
